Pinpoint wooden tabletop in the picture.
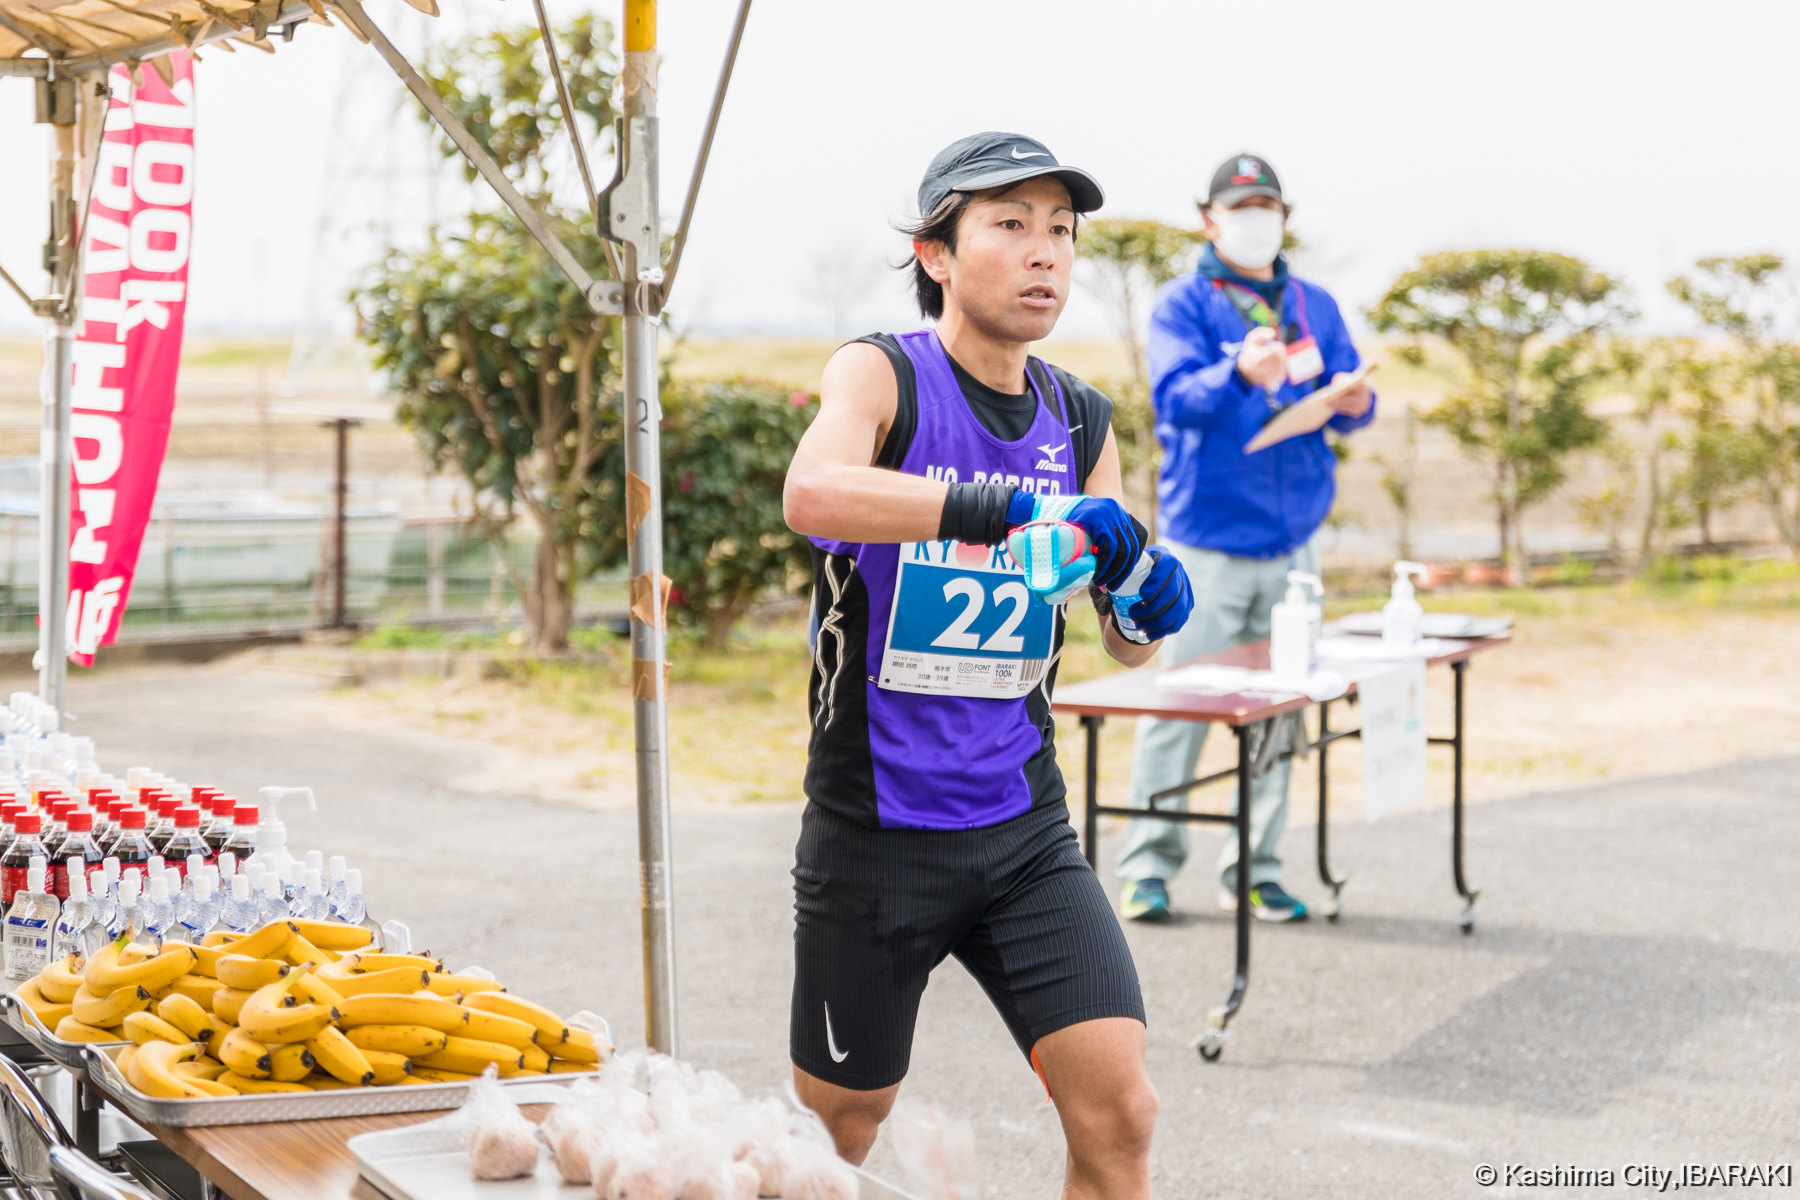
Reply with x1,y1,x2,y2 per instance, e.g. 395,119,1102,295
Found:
148,1103,555,1200
1052,635,1509,726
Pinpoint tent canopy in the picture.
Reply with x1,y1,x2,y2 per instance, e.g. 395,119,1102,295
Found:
0,0,433,75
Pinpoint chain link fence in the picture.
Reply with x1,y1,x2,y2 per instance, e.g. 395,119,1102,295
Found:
0,416,624,645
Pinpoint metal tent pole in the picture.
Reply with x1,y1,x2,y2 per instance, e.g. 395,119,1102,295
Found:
37,71,78,718
616,0,677,1058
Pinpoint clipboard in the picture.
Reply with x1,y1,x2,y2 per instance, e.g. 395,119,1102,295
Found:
1242,361,1378,454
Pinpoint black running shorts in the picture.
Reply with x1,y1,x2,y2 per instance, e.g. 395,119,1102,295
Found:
790,799,1144,1092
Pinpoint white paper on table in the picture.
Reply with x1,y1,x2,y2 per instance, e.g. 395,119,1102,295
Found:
1328,611,1513,639
1358,662,1428,822
1314,635,1462,664
1155,664,1349,702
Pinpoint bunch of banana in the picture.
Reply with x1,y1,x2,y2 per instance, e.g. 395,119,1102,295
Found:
12,917,612,1098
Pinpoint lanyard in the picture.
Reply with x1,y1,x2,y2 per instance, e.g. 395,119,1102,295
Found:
1214,278,1281,331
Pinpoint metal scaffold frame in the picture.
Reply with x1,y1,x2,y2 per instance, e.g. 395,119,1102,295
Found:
0,0,752,1052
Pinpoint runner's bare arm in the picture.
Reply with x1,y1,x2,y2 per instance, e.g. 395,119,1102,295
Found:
784,342,950,543
1082,428,1162,668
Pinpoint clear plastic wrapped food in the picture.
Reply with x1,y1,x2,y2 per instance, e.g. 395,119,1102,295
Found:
462,1065,541,1181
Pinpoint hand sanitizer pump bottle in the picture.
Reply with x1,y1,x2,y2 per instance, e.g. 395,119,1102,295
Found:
1382,561,1429,650
253,787,315,883
1269,571,1324,685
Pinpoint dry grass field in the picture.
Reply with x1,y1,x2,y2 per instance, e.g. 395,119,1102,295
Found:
313,564,1800,846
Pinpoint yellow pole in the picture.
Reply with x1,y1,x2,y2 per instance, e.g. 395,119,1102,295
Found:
624,0,655,50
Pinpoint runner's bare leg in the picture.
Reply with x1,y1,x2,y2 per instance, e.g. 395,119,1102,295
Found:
795,1016,1155,1195
1036,1016,1158,1200
791,1069,900,1165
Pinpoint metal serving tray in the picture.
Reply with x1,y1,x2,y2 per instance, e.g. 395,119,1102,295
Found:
0,992,128,1072
348,1104,919,1200
81,1044,603,1128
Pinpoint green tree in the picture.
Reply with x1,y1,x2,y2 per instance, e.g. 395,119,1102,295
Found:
1371,395,1418,560
353,16,619,653
1667,255,1800,554
1076,221,1206,393
1075,220,1205,541
1367,250,1632,580
589,380,817,647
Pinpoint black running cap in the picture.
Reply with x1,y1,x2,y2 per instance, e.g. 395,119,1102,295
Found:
1207,152,1284,208
917,132,1105,218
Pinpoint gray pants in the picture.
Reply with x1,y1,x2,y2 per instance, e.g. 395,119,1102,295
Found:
1114,538,1320,893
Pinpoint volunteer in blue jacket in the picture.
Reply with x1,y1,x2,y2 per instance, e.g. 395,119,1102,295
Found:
1117,152,1375,923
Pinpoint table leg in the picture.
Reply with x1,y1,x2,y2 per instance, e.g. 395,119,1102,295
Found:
1315,700,1345,921
1081,716,1102,870
73,1073,100,1159
1451,659,1479,933
1198,726,1253,1062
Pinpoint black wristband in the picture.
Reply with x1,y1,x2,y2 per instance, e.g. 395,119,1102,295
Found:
937,482,1016,546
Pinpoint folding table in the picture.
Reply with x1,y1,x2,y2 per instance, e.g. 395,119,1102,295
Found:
1052,634,1508,1060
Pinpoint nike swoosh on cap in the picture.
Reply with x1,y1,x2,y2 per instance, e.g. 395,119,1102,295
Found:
1011,147,1049,159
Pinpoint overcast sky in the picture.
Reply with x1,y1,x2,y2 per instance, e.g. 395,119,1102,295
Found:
2,0,1797,343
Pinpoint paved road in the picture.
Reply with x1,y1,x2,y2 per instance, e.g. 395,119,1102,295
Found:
36,659,1800,1198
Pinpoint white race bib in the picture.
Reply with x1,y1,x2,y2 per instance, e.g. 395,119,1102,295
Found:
879,541,1055,698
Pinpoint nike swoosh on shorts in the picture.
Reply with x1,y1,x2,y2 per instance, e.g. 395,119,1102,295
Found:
824,1002,848,1063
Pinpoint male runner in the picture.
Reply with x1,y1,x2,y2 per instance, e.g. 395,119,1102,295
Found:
783,132,1195,1200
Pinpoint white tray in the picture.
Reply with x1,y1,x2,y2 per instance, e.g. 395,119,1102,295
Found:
349,1106,919,1200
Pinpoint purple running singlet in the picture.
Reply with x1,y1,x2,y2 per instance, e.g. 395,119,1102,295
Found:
805,330,1102,830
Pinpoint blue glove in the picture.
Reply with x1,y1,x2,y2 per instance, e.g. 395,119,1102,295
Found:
1119,546,1192,642
1006,492,1148,591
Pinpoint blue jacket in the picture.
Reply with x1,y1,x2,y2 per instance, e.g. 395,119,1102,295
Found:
1148,253,1375,559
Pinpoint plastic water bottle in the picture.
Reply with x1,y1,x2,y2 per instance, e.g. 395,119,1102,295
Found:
328,856,347,909
88,869,120,939
53,867,101,960
173,872,218,942
332,868,365,925
292,868,331,921
133,875,174,951
257,872,287,926
220,875,258,934
4,859,58,980
1108,551,1158,645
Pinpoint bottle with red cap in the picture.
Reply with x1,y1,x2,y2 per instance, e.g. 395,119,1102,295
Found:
99,805,138,858
0,803,21,854
199,794,234,857
163,809,210,880
1,814,48,904
221,804,257,863
46,800,79,860
109,809,156,877
144,796,177,856
88,791,119,846
53,812,104,901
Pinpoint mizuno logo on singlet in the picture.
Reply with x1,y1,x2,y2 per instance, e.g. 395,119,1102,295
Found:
1035,442,1068,472
824,1002,848,1062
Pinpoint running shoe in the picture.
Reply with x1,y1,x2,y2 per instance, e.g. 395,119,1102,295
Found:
1120,878,1171,922
1218,881,1309,922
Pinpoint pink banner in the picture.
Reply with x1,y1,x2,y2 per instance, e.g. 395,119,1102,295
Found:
65,55,195,666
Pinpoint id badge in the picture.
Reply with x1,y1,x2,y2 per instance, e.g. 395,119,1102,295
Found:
879,541,1055,698
1285,336,1325,386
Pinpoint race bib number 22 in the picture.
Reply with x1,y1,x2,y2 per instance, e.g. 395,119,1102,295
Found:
880,541,1054,698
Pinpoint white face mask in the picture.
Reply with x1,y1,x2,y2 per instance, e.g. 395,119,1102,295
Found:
1209,205,1285,271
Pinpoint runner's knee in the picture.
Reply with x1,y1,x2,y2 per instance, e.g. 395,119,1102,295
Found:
1061,1075,1159,1158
